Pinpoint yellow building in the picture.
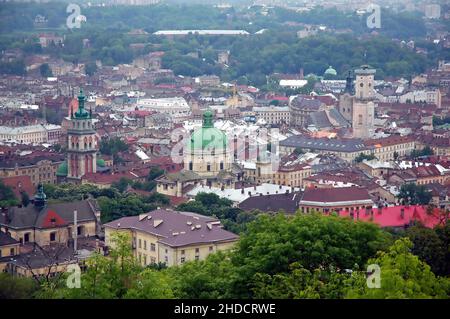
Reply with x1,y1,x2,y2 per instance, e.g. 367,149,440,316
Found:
0,184,101,247
0,231,20,272
245,156,312,188
364,135,415,161
0,157,64,186
104,209,238,267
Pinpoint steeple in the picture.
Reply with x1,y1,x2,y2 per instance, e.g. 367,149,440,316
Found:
34,183,47,209
344,71,354,94
74,88,90,119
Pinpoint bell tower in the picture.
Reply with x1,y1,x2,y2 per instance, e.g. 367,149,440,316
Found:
67,89,98,182
352,65,376,139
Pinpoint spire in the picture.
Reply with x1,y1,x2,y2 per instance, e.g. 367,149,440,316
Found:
344,70,354,94
78,88,85,112
74,88,90,119
34,183,47,209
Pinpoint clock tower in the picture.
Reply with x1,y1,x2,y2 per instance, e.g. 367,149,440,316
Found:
67,89,98,182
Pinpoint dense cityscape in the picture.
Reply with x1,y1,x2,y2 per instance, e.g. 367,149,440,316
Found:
0,0,449,303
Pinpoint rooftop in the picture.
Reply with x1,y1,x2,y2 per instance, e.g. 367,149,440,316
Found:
104,209,239,248
280,135,368,153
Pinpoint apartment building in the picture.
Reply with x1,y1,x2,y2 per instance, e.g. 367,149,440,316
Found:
104,209,238,267
364,135,415,161
253,106,290,125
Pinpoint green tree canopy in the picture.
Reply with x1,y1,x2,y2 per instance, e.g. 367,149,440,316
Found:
345,238,450,299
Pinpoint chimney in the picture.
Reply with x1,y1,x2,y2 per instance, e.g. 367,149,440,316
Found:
241,188,244,194
400,207,405,219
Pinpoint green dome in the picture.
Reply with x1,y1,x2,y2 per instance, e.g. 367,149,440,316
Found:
97,158,106,167
190,111,227,151
324,66,337,76
56,162,68,177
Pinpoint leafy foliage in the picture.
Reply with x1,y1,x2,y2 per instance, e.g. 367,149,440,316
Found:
344,238,450,299
177,192,259,233
43,183,169,223
0,180,19,207
39,232,174,299
404,222,450,276
398,183,432,205
0,273,38,299
355,153,377,163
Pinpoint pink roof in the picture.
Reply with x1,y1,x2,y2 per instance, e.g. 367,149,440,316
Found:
336,205,448,228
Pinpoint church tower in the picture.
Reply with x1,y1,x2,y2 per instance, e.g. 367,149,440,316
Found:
67,89,98,182
351,65,376,139
338,71,354,122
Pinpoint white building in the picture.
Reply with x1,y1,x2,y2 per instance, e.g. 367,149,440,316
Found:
253,106,290,125
186,183,301,205
0,124,62,145
137,97,191,120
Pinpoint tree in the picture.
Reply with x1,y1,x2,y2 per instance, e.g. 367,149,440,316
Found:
177,192,258,234
21,191,30,207
39,63,53,77
398,184,432,205
99,137,129,162
355,153,376,163
252,263,349,299
345,238,450,299
410,146,434,159
393,151,399,161
0,180,19,207
0,273,37,299
85,62,98,76
41,232,174,299
112,177,132,193
168,251,235,299
405,223,450,276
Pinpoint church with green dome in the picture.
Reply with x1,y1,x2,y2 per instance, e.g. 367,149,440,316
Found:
156,110,238,198
184,110,232,177
323,65,337,79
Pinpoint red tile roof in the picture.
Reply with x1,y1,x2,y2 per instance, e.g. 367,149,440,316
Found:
336,205,448,228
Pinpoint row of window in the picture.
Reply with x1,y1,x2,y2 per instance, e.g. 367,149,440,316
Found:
138,238,156,251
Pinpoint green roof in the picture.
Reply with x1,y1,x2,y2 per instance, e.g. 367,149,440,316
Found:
324,66,337,76
97,158,106,167
72,88,91,119
56,158,104,177
56,162,68,177
190,111,227,151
